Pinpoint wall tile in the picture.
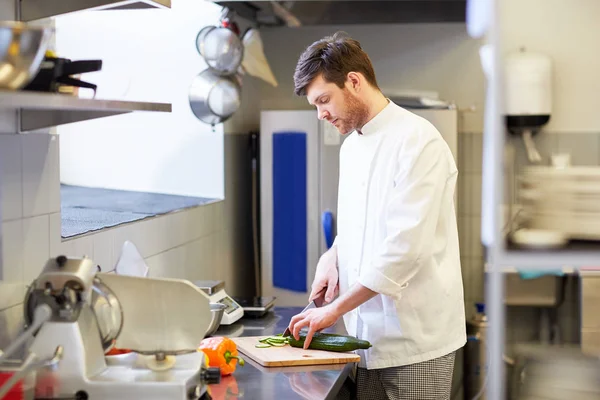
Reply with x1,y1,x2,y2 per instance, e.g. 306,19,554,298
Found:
460,256,472,300
146,246,185,279
471,217,483,259
188,206,208,242
581,328,600,355
112,217,161,260
463,133,483,173
457,132,466,173
470,174,482,216
557,132,600,166
513,133,558,169
458,216,470,258
22,215,49,282
582,276,600,329
49,212,61,258
184,234,218,282
470,257,484,301
93,231,114,273
22,134,60,217
0,283,27,311
0,135,22,221
166,210,189,250
457,174,470,216
69,235,94,260
0,305,25,351
2,220,23,283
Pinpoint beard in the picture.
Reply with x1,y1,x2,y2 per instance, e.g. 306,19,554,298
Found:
333,89,370,135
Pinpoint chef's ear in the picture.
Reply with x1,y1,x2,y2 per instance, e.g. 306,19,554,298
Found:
347,72,361,92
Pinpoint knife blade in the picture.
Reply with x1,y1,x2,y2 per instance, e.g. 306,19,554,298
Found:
282,288,326,337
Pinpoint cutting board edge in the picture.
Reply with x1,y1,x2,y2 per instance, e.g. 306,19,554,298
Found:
236,347,360,367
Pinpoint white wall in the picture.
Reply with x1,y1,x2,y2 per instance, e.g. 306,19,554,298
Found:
500,0,600,134
55,0,226,199
0,133,237,286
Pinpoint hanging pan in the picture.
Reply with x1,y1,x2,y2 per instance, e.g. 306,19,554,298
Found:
188,68,241,125
195,25,244,76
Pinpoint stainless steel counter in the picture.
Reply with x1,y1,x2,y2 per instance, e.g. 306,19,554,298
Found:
210,307,353,400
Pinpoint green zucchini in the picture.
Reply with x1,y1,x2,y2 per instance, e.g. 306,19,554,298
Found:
286,332,372,352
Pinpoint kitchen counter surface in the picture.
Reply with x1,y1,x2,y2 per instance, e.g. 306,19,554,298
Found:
210,306,353,400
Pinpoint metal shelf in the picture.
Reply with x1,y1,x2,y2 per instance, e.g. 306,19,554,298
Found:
20,0,170,21
0,90,171,131
485,240,600,271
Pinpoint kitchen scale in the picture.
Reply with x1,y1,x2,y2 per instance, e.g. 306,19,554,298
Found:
232,296,276,318
194,280,244,325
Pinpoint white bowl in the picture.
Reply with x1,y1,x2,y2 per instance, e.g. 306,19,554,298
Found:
511,229,568,249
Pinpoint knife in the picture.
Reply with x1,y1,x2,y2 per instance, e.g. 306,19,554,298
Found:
282,288,326,337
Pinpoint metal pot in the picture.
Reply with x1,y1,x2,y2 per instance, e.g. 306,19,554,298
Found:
0,21,52,89
188,68,241,125
195,25,244,76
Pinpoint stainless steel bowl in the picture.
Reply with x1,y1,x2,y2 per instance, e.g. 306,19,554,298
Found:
0,21,52,90
205,303,227,337
195,25,244,76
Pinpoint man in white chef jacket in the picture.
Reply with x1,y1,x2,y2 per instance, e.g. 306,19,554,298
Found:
287,31,466,400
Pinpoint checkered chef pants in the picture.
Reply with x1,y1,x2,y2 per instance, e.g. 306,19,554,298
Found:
336,351,456,400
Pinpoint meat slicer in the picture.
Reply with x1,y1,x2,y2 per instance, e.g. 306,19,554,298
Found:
0,255,221,399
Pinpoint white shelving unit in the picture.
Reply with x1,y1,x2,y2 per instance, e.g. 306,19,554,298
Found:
0,0,173,131
0,90,171,131
481,0,600,398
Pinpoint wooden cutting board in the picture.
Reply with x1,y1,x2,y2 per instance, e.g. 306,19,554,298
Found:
232,336,360,367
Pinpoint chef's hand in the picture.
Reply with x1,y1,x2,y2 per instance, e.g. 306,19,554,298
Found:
288,305,341,349
309,246,339,303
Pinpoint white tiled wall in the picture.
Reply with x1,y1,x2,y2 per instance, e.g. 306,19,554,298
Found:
0,132,236,283
458,132,486,318
0,133,241,348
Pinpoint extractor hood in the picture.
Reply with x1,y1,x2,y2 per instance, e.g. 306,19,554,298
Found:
213,0,467,27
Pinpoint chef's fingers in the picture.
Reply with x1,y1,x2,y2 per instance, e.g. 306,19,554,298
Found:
292,317,310,341
325,279,337,303
309,282,327,301
288,313,304,338
303,324,317,350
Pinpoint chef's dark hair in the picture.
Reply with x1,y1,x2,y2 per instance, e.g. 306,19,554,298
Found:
293,31,379,96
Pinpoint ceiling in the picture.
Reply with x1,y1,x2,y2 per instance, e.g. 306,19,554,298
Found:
213,0,468,27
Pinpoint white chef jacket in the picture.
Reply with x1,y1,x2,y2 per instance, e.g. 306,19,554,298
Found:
335,100,466,369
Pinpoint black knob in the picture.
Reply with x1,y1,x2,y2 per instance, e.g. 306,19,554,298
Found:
56,255,68,268
203,367,221,384
75,391,88,400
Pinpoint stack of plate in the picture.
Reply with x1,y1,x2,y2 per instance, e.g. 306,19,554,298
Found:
518,166,600,241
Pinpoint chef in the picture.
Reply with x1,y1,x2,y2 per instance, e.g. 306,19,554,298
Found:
286,31,466,400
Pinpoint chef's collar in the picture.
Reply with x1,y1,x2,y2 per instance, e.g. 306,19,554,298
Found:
357,98,393,136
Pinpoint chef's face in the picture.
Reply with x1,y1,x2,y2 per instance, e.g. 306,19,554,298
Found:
306,74,369,135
